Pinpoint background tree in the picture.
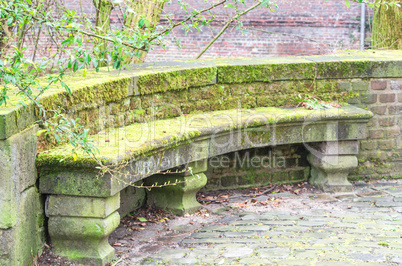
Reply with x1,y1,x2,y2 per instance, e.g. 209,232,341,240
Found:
0,0,273,159
372,1,401,49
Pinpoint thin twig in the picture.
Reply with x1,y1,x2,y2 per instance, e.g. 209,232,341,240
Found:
147,0,227,43
196,1,262,59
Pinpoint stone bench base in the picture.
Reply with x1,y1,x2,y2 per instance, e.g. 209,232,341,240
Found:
307,141,359,193
47,194,120,265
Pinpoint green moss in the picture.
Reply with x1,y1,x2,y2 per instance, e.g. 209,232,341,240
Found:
218,61,316,84
40,77,130,111
137,67,216,94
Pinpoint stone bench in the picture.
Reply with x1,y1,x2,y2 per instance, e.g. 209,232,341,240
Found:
36,104,371,264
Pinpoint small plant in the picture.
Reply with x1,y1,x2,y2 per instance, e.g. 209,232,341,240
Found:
295,94,341,110
378,241,389,247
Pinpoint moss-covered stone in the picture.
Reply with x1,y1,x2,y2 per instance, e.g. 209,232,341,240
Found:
137,67,217,94
217,59,315,84
48,193,120,218
145,173,208,215
49,211,120,265
0,187,45,266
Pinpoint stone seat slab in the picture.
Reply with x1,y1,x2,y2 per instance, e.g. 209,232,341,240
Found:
38,105,372,197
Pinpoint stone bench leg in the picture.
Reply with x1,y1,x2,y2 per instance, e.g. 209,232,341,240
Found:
307,141,359,193
146,160,208,215
47,193,120,265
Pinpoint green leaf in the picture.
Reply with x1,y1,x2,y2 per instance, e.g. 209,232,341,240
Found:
344,0,351,8
73,60,78,72
138,217,147,222
36,129,47,136
60,81,71,96
61,39,70,46
6,17,13,26
138,18,145,28
224,4,235,8
84,54,91,65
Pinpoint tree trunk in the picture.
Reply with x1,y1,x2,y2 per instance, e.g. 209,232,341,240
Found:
372,2,401,49
124,0,165,63
0,20,13,59
93,0,114,66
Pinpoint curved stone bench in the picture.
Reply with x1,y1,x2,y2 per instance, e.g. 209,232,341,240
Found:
2,50,401,265
37,105,371,264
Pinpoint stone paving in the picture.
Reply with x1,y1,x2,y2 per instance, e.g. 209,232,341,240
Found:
136,180,402,265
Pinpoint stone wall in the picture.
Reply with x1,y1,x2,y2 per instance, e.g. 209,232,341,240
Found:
349,78,402,180
0,125,45,265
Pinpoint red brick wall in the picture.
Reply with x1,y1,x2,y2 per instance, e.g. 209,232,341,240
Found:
147,0,370,61
24,0,372,62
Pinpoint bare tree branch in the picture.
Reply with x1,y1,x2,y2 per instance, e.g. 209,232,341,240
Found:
196,1,262,59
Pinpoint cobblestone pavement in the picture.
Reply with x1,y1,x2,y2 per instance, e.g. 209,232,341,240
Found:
115,180,402,265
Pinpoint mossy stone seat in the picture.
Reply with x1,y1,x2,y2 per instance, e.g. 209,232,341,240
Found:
37,105,371,265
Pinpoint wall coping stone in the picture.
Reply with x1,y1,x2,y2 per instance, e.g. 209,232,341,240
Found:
1,50,401,140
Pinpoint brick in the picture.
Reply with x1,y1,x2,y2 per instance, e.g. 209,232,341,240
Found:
398,93,402,102
384,128,401,138
378,117,395,127
377,140,395,150
360,140,377,151
379,94,396,103
390,80,402,90
369,129,384,139
370,106,387,115
371,80,387,90
347,97,360,104
360,93,377,104
338,81,351,90
352,81,368,92
388,105,401,115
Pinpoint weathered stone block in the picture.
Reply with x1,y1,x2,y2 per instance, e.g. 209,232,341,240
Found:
0,105,36,140
118,185,145,217
48,193,120,218
146,173,207,215
352,81,369,92
377,140,395,151
49,212,120,266
0,125,38,229
0,187,45,266
361,93,377,104
309,141,359,155
360,140,377,151
308,154,357,193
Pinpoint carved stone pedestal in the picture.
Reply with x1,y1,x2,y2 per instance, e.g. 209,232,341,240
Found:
307,141,359,193
47,193,120,265
146,160,208,215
